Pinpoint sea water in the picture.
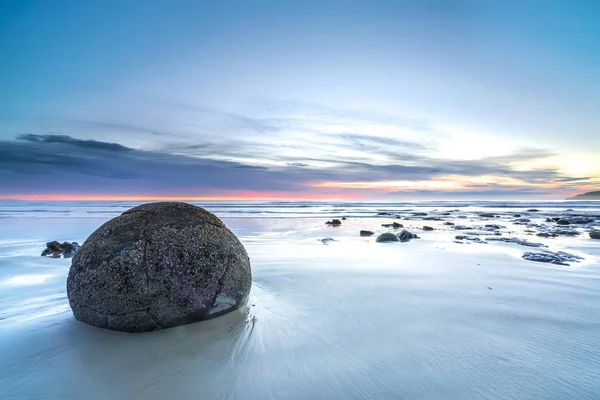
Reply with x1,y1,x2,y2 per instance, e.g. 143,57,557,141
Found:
1,201,600,399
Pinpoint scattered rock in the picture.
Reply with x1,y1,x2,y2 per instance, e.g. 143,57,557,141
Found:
486,237,522,243
397,230,419,242
455,235,486,243
554,229,580,236
382,222,404,228
41,241,80,258
360,230,374,237
67,202,252,332
453,225,475,230
522,250,583,266
423,226,434,231
561,217,595,225
326,219,342,226
485,224,504,230
590,230,600,239
376,232,400,242
536,232,557,238
518,240,547,248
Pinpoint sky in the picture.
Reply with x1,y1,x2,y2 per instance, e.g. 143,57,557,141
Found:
1,0,599,201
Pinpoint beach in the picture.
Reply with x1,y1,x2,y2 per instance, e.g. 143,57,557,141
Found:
1,201,600,399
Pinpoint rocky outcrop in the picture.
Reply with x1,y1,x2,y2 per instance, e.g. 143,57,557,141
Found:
41,241,79,258
67,202,252,333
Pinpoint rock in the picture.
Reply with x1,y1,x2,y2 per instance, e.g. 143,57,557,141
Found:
341,217,347,220
455,235,486,243
527,209,540,212
423,217,443,221
321,237,336,244
423,226,434,231
590,230,600,239
485,224,503,229
486,237,521,243
376,232,400,242
513,214,521,218
513,218,531,225
67,202,252,332
325,219,342,226
554,229,580,236
41,241,80,258
536,232,557,238
518,240,547,248
562,217,595,225
443,222,455,226
522,250,583,266
61,241,80,258
377,212,392,216
556,219,570,225
397,230,419,242
479,213,495,218
382,222,403,228
452,225,474,230
412,212,428,216
360,230,374,236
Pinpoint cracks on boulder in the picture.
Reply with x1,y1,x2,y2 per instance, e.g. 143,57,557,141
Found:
209,250,233,312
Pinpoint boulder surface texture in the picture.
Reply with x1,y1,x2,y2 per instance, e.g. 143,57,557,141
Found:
67,202,252,332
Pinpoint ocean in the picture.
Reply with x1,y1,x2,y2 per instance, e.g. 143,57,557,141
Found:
1,200,600,399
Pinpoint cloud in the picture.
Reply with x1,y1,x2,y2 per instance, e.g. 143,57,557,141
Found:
18,134,133,152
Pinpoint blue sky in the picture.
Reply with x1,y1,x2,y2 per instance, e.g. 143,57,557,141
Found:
1,0,599,199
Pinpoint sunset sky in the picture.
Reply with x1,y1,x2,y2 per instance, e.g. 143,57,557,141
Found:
1,0,599,200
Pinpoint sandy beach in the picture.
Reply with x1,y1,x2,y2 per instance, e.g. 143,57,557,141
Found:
1,201,599,399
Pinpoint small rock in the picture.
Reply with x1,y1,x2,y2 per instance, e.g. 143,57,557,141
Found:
479,213,495,218
513,214,521,218
557,219,570,225
527,209,540,212
360,230,374,237
412,212,427,216
453,225,475,230
423,226,434,231
397,230,419,242
513,218,531,225
376,232,400,242
554,229,580,236
321,237,336,244
382,222,404,229
443,222,455,226
485,224,504,230
341,217,347,220
522,250,583,266
325,219,342,226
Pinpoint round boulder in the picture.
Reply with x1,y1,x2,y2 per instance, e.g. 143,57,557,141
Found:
67,202,252,332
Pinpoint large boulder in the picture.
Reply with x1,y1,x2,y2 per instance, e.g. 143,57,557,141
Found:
67,202,252,332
